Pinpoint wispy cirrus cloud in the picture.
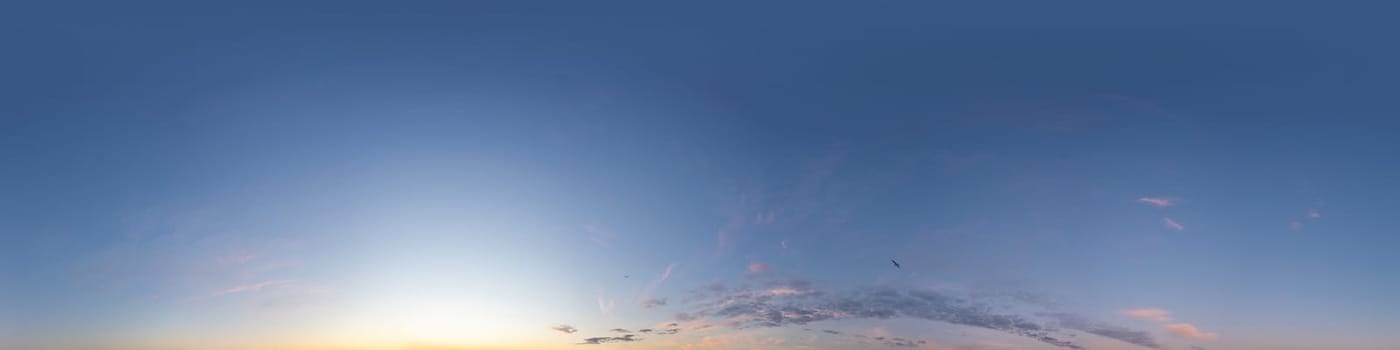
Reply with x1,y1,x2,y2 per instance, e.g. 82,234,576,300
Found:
1121,308,1172,322
1166,323,1218,340
597,295,616,315
185,280,293,302
1163,218,1184,231
551,325,578,334
640,263,677,308
1137,197,1178,208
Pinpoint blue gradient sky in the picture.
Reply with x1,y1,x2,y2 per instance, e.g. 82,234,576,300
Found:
4,2,1400,350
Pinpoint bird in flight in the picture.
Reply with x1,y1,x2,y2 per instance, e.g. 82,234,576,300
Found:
891,259,901,269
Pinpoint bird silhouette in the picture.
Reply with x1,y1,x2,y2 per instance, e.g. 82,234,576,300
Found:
891,259,901,269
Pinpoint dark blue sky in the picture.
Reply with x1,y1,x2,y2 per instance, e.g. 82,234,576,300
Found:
4,2,1400,350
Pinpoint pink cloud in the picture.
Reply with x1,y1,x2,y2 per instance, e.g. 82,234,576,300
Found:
1165,323,1218,340
747,262,770,274
1120,308,1172,322
1163,217,1184,231
1137,197,1178,208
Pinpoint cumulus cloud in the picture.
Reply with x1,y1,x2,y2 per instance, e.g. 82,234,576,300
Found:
1166,323,1218,340
1137,197,1178,208
552,325,578,334
1163,218,1184,231
1121,308,1172,322
579,334,641,344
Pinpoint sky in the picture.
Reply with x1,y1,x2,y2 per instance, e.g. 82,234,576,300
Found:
4,2,1400,350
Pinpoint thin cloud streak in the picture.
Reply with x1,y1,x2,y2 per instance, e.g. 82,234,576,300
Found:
1121,308,1172,322
1166,323,1218,340
1137,197,1178,208
184,280,294,302
1163,218,1184,231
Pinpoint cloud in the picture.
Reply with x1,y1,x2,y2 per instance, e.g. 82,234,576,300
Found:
552,325,578,334
1045,312,1160,349
877,337,922,348
1307,210,1322,219
1137,197,1178,208
641,298,668,309
1290,221,1304,231
578,334,641,345
581,224,612,248
1163,218,1184,231
597,295,616,315
641,263,678,305
754,211,776,224
698,286,1091,349
602,281,1162,350
822,329,841,334
748,262,770,274
608,328,630,333
1165,323,1218,340
185,280,294,302
1120,308,1172,322
1115,308,1217,343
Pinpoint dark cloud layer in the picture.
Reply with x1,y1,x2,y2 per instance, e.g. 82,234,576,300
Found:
876,336,922,348
590,281,1159,349
1045,312,1161,349
550,325,577,334
578,334,640,344
700,286,1086,349
641,297,668,309
577,325,681,345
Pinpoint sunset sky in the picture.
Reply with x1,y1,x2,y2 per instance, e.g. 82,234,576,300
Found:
4,2,1400,350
